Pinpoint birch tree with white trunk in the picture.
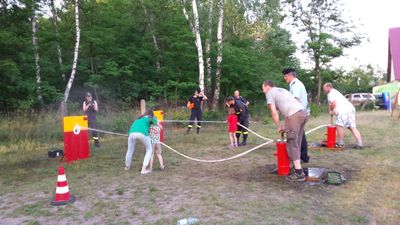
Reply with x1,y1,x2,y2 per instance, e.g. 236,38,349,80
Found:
181,0,205,92
212,0,224,109
49,0,66,81
205,0,214,98
31,2,43,106
62,0,80,113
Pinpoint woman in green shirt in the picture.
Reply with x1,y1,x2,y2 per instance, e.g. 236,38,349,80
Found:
125,109,161,174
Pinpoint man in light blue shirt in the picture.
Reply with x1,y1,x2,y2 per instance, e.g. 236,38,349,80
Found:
283,68,310,163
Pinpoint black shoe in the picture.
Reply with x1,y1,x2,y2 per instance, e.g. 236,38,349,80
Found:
353,145,363,150
270,167,278,174
286,172,306,182
335,143,344,148
94,139,100,147
240,142,247,146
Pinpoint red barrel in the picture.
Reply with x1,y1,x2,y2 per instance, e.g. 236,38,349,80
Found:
274,140,290,176
326,125,336,148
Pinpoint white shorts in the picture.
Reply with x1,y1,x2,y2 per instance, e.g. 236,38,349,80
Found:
336,111,356,128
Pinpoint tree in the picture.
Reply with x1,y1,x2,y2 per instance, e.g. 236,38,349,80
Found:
212,0,223,109
284,0,362,103
62,0,80,113
31,0,43,106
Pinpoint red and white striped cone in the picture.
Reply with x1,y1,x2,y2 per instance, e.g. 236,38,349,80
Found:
51,165,75,206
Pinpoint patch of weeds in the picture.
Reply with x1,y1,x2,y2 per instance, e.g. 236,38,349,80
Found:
26,220,40,225
115,187,124,195
149,186,158,192
14,203,52,217
131,208,138,216
84,211,93,219
176,206,185,212
351,214,369,224
314,215,328,224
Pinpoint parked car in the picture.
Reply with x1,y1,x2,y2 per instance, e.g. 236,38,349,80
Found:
345,93,376,106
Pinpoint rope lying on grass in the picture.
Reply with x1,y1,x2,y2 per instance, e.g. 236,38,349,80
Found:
82,123,328,163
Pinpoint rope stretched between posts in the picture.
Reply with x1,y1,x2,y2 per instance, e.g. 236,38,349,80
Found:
83,123,328,163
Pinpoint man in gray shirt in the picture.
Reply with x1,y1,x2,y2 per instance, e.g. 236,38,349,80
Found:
283,68,310,163
262,80,308,181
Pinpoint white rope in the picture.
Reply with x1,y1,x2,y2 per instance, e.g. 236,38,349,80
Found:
84,124,329,163
305,124,327,135
163,119,226,123
237,123,272,141
161,140,273,163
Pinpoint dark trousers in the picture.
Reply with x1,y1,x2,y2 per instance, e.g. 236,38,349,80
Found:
236,117,249,143
300,131,309,163
188,109,202,131
88,119,99,140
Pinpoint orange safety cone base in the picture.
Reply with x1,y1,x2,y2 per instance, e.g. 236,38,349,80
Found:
50,195,75,206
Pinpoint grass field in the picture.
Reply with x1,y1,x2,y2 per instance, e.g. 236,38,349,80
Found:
0,111,399,225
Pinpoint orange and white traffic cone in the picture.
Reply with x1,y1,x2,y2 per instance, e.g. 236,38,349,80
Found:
51,165,75,206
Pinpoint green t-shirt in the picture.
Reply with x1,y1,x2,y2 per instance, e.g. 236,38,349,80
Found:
128,116,158,136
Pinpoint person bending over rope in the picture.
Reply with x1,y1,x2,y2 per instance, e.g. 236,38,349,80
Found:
262,80,308,182
125,109,162,175
186,88,207,134
226,96,249,146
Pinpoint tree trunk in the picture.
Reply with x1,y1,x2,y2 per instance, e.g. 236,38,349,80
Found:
191,0,205,92
212,0,224,110
205,0,214,99
63,0,80,107
31,3,43,106
50,0,66,81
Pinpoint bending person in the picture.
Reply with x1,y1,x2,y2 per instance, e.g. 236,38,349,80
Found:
323,82,363,149
262,80,308,181
125,109,160,175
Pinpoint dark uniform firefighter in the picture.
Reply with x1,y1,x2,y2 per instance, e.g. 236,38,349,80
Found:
186,88,208,134
226,96,249,146
83,92,100,147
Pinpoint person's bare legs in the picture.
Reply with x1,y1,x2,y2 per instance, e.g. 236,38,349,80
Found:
349,127,363,146
155,144,165,169
336,125,345,146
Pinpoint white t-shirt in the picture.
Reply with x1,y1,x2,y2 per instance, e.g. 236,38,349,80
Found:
327,89,355,114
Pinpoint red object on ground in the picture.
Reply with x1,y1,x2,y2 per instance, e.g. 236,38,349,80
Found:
326,125,337,148
274,139,290,176
51,166,75,206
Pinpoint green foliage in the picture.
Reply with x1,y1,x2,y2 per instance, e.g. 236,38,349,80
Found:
309,103,324,117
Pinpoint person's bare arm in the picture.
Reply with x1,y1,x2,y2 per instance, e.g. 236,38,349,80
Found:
268,103,282,132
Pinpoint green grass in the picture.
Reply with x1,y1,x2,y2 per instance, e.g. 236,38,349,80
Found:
0,110,399,224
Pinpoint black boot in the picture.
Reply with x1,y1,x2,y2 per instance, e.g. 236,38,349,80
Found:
241,134,248,146
94,139,100,147
236,133,241,145
186,128,191,135
196,127,200,134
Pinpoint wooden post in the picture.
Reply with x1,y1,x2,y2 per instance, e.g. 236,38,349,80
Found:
140,99,146,114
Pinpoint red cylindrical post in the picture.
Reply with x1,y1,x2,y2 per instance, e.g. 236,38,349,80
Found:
326,125,336,148
275,139,290,176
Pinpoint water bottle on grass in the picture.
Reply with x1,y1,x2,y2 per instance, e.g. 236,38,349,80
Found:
177,217,199,225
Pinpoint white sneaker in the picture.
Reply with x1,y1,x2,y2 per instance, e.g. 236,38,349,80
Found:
141,170,152,175
124,166,130,171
